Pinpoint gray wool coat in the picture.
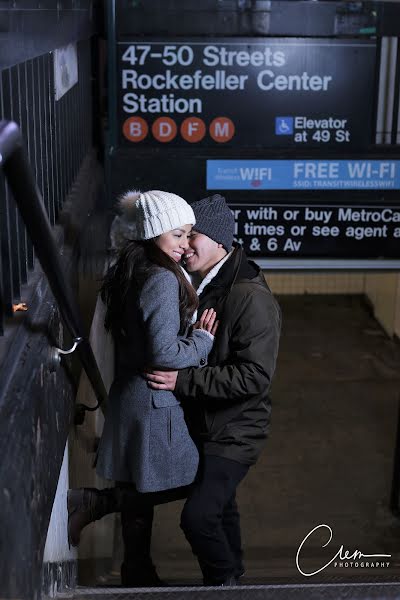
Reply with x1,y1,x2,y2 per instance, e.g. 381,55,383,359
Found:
96,267,213,492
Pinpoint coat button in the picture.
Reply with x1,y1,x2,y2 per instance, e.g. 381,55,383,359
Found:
200,358,206,366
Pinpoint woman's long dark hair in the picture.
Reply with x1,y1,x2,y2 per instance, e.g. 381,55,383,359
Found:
101,239,198,338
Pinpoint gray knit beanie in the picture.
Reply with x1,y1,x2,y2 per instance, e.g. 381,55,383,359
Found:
191,194,234,252
110,189,195,250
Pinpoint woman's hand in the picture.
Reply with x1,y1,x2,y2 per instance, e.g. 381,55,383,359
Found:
193,308,219,336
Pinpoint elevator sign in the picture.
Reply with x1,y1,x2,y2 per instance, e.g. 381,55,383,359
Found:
117,38,376,148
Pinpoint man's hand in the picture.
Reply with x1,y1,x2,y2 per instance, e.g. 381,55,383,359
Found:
144,370,178,391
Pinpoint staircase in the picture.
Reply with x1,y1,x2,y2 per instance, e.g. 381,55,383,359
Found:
60,581,400,600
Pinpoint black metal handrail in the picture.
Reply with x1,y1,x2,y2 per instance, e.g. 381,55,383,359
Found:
0,120,107,421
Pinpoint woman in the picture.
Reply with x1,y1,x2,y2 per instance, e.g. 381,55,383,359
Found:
68,189,217,584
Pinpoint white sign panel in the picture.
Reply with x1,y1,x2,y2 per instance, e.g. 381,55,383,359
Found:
54,43,78,101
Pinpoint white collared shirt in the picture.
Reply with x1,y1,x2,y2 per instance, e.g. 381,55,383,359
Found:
182,250,234,324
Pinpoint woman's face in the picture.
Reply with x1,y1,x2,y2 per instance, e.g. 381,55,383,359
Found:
154,224,193,262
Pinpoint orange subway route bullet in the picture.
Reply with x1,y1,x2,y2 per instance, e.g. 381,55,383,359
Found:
210,117,235,143
123,117,148,142
152,117,177,142
181,117,206,143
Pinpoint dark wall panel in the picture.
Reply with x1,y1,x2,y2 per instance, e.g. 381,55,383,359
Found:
0,1,95,71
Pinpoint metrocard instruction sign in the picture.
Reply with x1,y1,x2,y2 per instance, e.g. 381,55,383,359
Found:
207,160,400,190
117,38,376,148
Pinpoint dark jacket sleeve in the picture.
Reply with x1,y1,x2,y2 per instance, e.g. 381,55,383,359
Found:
175,288,281,403
139,270,213,369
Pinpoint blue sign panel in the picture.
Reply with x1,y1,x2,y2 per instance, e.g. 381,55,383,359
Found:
275,117,294,135
207,160,400,190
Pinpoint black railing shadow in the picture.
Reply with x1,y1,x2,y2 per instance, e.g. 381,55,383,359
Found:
0,119,107,421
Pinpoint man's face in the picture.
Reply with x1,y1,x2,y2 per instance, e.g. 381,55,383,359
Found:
183,231,222,275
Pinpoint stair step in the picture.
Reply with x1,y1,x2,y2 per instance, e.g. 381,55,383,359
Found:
61,581,400,600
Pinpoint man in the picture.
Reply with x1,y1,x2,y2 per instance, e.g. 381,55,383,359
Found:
146,193,281,586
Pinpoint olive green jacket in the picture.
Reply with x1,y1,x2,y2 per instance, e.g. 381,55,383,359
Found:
176,245,281,465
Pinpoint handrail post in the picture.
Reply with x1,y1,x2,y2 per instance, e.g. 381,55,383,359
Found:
390,395,400,516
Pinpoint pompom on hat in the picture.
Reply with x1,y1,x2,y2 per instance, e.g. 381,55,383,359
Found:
110,190,196,250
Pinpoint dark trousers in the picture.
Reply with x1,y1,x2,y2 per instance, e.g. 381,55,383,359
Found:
180,454,249,584
118,455,248,584
118,483,190,578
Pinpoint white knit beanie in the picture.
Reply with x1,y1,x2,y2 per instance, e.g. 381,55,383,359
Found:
110,189,196,250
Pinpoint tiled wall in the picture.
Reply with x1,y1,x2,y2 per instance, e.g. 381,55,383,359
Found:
265,271,400,338
395,276,400,338
265,272,365,295
365,272,400,337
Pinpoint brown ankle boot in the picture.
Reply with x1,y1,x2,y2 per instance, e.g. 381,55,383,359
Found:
67,487,120,547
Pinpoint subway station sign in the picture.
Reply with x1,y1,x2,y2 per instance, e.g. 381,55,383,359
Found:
207,160,400,190
112,33,400,265
118,38,376,148
210,159,400,260
231,204,400,258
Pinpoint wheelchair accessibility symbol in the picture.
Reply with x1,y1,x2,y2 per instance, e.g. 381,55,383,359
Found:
275,117,294,135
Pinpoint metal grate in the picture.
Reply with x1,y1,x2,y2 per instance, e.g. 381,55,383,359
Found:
62,581,400,600
0,38,92,332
